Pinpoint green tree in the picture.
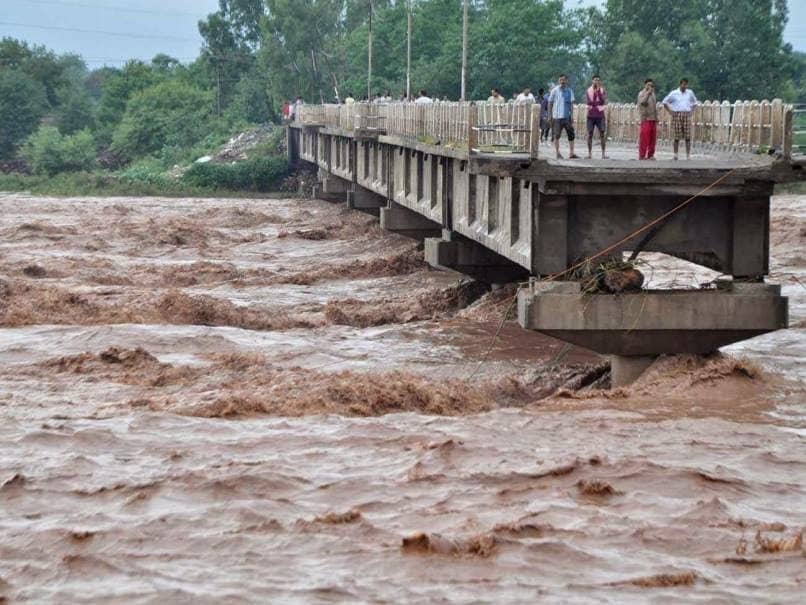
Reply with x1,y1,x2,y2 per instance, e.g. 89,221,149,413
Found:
23,126,96,175
591,0,794,101
472,0,585,99
0,38,71,106
110,80,215,161
151,54,181,74
199,2,263,114
260,0,347,103
600,32,683,102
55,82,95,135
224,68,275,125
95,61,158,147
0,69,48,159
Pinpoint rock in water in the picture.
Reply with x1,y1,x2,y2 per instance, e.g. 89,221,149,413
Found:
601,267,644,293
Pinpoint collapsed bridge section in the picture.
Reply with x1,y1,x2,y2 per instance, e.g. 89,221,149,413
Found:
288,100,802,384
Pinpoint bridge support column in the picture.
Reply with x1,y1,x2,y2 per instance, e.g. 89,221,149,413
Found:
610,356,657,388
347,184,387,216
425,230,529,283
380,202,441,240
517,280,788,386
286,126,300,167
314,171,351,203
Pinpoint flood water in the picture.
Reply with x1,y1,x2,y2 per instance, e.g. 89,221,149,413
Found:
0,192,804,604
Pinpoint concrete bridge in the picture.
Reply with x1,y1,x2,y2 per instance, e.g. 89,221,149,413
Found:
288,100,803,385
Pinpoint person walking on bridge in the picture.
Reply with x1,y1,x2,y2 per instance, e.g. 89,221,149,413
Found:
488,88,505,104
548,75,579,159
637,79,658,160
538,89,550,142
415,90,433,104
516,87,536,104
487,88,506,104
662,78,699,160
585,75,608,159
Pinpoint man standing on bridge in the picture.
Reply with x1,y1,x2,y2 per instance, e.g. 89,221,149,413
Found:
487,88,506,104
637,79,658,160
662,78,699,160
585,75,608,159
415,90,433,104
548,74,579,159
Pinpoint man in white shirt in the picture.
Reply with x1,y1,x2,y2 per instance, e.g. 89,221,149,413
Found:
516,87,536,104
344,93,356,105
414,90,433,105
662,78,699,160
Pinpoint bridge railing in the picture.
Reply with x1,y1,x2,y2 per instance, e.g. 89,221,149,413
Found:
295,99,795,158
573,99,794,156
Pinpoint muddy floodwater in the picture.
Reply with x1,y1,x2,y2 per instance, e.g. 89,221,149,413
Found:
0,192,804,604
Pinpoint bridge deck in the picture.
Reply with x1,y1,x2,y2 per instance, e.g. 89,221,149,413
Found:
539,142,772,169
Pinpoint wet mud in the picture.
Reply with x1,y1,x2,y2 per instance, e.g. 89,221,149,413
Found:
0,192,804,603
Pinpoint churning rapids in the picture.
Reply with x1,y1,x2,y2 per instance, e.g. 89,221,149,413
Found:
0,192,804,604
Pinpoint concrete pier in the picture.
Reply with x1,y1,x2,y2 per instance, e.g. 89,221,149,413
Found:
347,185,387,214
610,356,657,388
380,202,441,240
517,280,788,383
425,230,529,283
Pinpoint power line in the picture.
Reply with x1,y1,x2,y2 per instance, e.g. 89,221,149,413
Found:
8,0,203,18
0,21,201,42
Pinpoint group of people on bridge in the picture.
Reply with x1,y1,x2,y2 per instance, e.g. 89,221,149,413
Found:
532,74,699,161
284,74,701,162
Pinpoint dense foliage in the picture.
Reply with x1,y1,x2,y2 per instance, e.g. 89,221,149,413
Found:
182,156,288,191
23,126,96,175
0,0,802,177
253,0,802,103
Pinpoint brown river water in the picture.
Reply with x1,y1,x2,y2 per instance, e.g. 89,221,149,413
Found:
0,192,804,604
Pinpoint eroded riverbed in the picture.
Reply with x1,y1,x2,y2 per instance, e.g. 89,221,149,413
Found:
1,193,804,604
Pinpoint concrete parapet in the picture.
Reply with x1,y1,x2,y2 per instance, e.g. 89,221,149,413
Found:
517,282,788,357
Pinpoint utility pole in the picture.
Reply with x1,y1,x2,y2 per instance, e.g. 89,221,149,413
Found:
368,0,373,100
461,0,468,101
406,0,412,100
216,64,222,117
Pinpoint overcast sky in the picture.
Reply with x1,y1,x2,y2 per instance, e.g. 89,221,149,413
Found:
1,0,804,67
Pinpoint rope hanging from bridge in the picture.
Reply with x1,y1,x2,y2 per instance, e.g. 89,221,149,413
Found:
464,166,742,381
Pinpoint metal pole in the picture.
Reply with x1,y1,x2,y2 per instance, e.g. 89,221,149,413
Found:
406,0,412,100
461,0,468,101
368,0,373,100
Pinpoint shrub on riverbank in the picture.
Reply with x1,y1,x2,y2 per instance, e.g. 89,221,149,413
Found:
23,127,96,176
181,156,288,192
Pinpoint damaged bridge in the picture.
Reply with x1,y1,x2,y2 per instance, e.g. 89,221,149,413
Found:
288,100,803,385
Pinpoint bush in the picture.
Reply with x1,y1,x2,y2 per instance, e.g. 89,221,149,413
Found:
22,126,96,176
111,80,215,161
119,158,172,187
181,156,287,191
